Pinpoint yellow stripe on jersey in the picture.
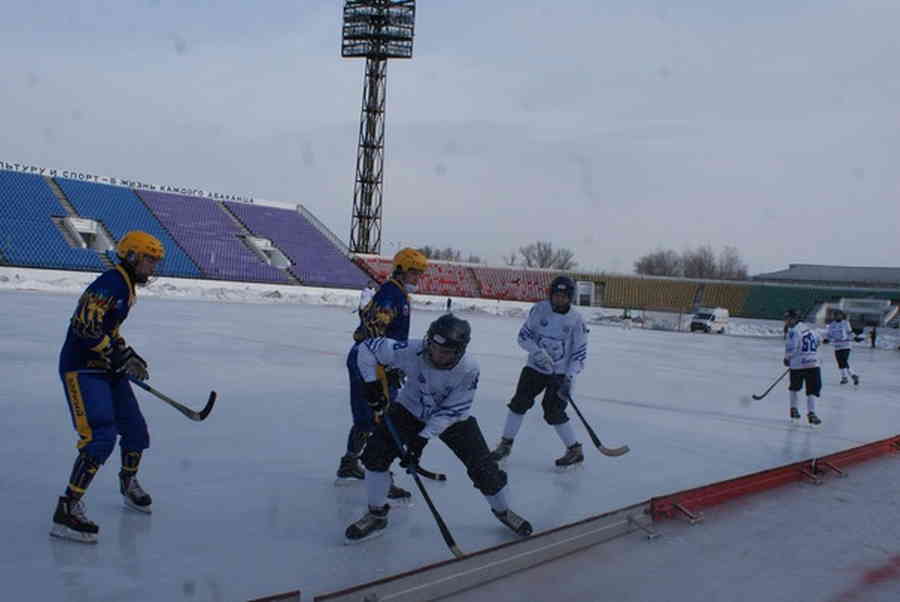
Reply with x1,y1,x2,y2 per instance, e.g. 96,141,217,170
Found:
64,372,93,450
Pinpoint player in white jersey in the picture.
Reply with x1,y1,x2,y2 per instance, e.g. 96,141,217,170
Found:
489,276,589,469
344,314,532,543
784,309,822,425
826,310,859,386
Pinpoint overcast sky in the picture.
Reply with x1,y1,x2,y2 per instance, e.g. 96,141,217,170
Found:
3,0,898,274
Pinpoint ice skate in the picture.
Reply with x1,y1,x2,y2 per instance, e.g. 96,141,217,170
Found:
554,443,584,471
789,407,801,420
50,496,99,544
807,412,822,426
387,472,412,505
840,377,848,385
335,454,365,485
492,508,533,537
344,504,389,543
488,437,513,464
120,472,153,514
852,374,860,386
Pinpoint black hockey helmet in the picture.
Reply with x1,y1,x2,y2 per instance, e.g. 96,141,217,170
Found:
784,308,800,321
426,313,471,369
832,309,845,320
549,275,576,312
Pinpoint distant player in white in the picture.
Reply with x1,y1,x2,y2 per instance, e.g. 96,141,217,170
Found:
489,276,589,469
826,310,859,386
784,309,822,425
344,314,532,543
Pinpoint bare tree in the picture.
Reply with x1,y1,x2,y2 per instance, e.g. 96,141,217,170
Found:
502,250,518,266
417,246,480,263
517,241,577,270
682,244,718,279
634,248,683,277
717,245,748,280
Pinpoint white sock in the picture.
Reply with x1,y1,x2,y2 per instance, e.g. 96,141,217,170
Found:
789,390,799,409
502,411,525,441
484,487,509,513
365,470,391,508
807,396,817,414
554,421,578,448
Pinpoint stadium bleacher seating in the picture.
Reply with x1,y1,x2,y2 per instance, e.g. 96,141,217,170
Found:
700,282,750,315
138,190,290,283
0,171,105,271
56,178,202,278
224,202,369,289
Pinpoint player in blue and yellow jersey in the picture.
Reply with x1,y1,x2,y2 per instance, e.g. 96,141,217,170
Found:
336,248,427,498
50,231,165,543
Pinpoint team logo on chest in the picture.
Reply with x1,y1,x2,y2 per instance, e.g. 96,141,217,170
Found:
563,325,570,333
540,319,548,327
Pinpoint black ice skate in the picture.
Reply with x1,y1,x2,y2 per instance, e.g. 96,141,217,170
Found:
840,377,849,385
852,374,860,386
335,454,365,485
790,407,801,420
387,472,412,504
345,504,389,543
492,508,533,537
807,412,822,426
120,472,153,514
488,438,513,464
554,443,584,470
50,496,99,544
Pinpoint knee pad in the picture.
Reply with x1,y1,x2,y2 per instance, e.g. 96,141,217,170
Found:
361,436,395,473
507,395,533,415
83,425,117,464
469,457,508,496
542,400,569,425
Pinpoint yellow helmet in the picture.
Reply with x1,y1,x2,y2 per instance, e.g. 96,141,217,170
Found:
392,247,428,273
116,231,165,262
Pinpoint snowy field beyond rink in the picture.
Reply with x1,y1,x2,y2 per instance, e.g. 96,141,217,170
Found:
2,267,899,601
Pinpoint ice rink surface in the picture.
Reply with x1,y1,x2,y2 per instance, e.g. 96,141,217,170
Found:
2,289,898,601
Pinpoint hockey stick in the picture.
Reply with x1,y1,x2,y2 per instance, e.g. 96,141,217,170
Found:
129,378,217,422
563,394,630,457
383,413,464,559
751,369,789,401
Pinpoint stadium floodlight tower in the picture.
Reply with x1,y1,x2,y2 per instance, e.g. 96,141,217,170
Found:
342,0,415,255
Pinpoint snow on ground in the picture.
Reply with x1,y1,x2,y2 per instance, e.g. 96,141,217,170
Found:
3,266,895,347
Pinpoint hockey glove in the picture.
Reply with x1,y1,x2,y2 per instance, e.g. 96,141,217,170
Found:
554,374,573,402
364,380,389,416
530,349,554,373
110,345,149,381
400,435,428,472
783,358,790,367
385,368,405,391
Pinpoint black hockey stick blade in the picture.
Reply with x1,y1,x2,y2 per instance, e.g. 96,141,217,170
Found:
416,466,447,481
129,378,217,422
751,369,790,401
565,393,630,458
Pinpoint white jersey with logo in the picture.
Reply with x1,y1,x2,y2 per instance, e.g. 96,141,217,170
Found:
785,322,821,369
356,337,479,440
826,320,853,351
517,300,588,378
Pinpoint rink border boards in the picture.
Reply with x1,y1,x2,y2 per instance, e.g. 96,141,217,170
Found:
312,501,652,602
649,434,900,521
255,435,900,601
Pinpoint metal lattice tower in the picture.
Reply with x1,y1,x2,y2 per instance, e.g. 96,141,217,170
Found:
342,0,415,255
